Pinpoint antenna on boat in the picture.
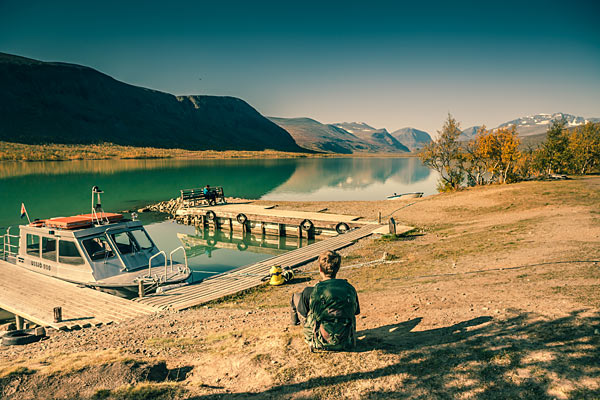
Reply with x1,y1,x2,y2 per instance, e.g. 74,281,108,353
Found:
91,186,109,225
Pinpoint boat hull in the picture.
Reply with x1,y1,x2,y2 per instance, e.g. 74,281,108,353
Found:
386,192,424,200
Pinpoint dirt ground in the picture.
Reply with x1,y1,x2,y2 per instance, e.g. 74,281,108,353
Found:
1,176,599,399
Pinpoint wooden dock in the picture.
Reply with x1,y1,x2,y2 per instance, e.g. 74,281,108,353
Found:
135,223,408,311
0,261,158,330
176,203,373,237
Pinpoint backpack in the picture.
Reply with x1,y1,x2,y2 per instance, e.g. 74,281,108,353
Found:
303,279,358,351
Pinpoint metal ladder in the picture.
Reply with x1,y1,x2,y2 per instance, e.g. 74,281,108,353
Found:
1,227,19,263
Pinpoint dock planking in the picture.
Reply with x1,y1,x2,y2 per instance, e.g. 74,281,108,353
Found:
135,223,411,311
0,260,158,330
176,203,368,229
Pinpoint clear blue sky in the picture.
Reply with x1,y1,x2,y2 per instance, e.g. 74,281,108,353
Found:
1,0,599,133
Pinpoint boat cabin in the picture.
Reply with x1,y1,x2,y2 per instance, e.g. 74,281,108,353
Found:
17,214,162,285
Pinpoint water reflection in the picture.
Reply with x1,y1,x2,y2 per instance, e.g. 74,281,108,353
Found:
144,220,273,283
179,227,316,258
0,157,437,229
262,157,437,201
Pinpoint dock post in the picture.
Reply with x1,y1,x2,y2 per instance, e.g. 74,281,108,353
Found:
229,218,233,231
278,223,286,237
298,225,302,239
389,217,396,235
261,222,266,236
53,306,63,323
378,211,382,224
15,315,23,330
138,281,145,298
307,226,315,240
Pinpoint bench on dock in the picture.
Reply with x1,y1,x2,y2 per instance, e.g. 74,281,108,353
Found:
180,187,225,207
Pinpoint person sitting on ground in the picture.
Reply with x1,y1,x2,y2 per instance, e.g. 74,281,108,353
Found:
290,250,360,351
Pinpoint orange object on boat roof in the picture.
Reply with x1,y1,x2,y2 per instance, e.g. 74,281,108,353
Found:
42,213,123,230
45,216,93,229
78,213,123,223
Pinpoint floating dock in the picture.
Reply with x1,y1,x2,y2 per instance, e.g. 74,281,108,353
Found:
175,203,374,238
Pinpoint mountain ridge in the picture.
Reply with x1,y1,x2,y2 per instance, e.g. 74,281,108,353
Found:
0,52,306,152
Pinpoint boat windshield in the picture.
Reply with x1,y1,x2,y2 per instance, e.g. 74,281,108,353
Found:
82,235,116,261
129,229,154,250
109,229,154,256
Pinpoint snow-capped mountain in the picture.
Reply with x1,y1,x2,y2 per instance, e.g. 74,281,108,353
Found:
497,113,594,136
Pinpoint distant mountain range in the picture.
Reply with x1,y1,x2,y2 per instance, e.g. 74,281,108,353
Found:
269,118,425,153
332,122,410,152
0,52,305,152
461,113,599,141
267,117,369,154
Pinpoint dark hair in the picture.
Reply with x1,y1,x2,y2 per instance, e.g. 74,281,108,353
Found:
318,250,341,278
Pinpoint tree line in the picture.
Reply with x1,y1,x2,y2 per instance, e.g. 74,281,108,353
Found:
419,114,600,192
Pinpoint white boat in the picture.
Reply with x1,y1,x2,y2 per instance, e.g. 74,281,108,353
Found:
1,187,190,297
386,192,424,200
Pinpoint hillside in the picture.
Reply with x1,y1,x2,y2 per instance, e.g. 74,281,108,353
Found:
390,127,432,151
268,117,365,154
0,53,306,152
333,122,409,152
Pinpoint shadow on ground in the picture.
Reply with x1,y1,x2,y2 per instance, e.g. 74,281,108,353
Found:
189,310,600,399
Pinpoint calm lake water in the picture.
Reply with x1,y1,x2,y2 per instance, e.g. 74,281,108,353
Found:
0,157,437,275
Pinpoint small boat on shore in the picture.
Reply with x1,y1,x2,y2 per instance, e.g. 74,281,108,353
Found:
0,187,190,297
386,192,424,200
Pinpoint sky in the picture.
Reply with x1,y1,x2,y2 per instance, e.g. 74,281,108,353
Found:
1,0,599,134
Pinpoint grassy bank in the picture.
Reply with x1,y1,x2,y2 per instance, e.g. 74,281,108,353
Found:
1,177,598,399
0,141,416,161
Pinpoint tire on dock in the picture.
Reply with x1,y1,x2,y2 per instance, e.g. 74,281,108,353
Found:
335,222,350,234
236,213,248,224
206,210,216,221
300,219,314,232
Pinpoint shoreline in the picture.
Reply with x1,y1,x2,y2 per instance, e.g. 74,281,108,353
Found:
0,141,417,162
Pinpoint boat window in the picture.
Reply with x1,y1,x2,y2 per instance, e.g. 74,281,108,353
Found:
58,240,84,265
111,232,136,255
82,236,115,261
130,229,153,250
26,234,40,257
41,237,57,262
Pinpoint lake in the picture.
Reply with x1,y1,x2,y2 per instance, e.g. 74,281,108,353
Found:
0,157,437,276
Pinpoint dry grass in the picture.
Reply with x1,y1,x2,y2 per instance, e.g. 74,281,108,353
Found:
0,141,319,161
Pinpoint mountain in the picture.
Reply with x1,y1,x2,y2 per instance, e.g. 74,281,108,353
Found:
268,117,365,154
269,118,410,153
0,52,306,152
332,122,409,152
390,127,432,151
497,113,594,137
460,126,482,141
458,113,599,142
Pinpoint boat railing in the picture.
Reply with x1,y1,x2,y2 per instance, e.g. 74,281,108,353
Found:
1,227,19,262
148,251,167,281
169,246,189,276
